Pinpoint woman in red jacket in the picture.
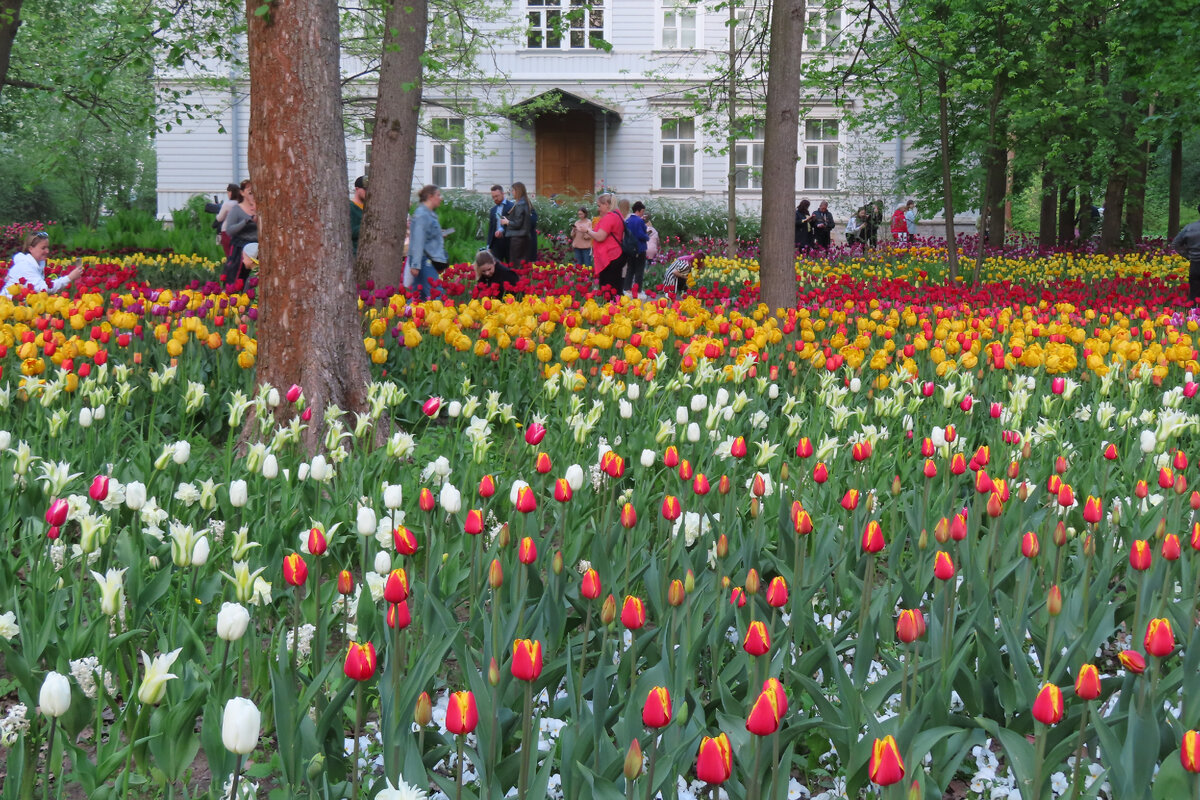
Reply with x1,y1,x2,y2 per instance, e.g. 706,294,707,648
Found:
587,193,627,296
891,202,910,243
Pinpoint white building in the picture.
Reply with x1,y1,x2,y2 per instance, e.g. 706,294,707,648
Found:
155,1,906,220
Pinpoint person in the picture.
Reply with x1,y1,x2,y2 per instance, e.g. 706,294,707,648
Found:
891,202,910,243
903,201,918,239
811,201,834,249
2,231,82,297
624,201,650,295
588,193,627,296
502,182,532,265
473,250,520,291
868,201,883,248
216,183,243,258
845,207,869,248
1075,202,1101,244
1172,203,1200,303
350,176,367,255
794,200,813,250
223,183,258,284
406,184,449,300
570,207,593,267
645,215,659,262
663,253,697,295
486,184,513,263
241,242,260,271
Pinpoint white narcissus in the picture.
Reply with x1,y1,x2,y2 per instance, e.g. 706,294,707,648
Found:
221,697,261,755
375,777,428,800
39,671,71,718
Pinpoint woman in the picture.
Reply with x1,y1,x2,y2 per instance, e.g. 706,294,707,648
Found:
811,201,834,249
216,182,243,258
570,207,593,267
587,193,627,296
406,184,448,300
794,200,813,250
891,202,910,243
502,182,532,265
2,231,82,296
223,183,258,284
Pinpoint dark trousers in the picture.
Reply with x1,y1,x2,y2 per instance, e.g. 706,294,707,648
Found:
597,253,626,296
623,253,646,292
507,236,528,265
1191,261,1200,301
490,236,510,264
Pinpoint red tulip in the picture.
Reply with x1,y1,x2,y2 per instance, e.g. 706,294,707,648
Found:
1145,618,1175,657
745,688,782,735
418,488,436,512
868,735,905,786
1074,664,1101,700
693,473,710,495
535,452,552,474
751,473,767,497
642,686,671,728
1031,682,1064,724
1082,495,1103,524
1163,534,1181,561
950,453,967,475
384,568,409,603
620,502,637,528
518,537,537,565
344,641,377,681
515,486,537,513
1118,649,1146,674
283,553,308,587
896,609,925,643
621,595,646,629
923,459,938,479
1159,467,1176,489
1021,531,1040,559
678,459,694,480
393,526,419,555
286,383,302,404
1103,443,1118,460
554,478,573,502
663,446,679,467
794,506,813,535
862,520,885,553
581,568,601,599
307,527,328,556
762,677,788,716
1182,730,1200,773
933,551,955,581
795,437,813,458
730,436,747,458
1175,450,1189,471
743,620,770,656
1130,540,1152,571
524,422,546,445
337,569,355,595
695,733,733,784
852,440,872,462
478,474,496,498
661,495,682,521
974,470,993,494
511,639,543,681
841,489,860,510
464,509,484,535
729,586,746,607
1057,483,1075,507
717,475,732,495
1135,480,1149,499
89,475,110,502
45,499,69,527
766,576,788,607
422,396,441,416
812,462,828,483
445,690,478,734
386,601,411,630
488,558,503,589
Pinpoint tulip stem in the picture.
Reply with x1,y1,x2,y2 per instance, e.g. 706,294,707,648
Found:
1029,723,1048,800
351,684,365,800
1067,702,1091,800
519,682,533,800
454,735,465,800
644,735,659,800
42,716,57,800
229,754,244,800
578,608,591,715
858,555,877,641
747,734,762,800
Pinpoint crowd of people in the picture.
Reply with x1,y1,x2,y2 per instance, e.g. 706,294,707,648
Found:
795,199,918,252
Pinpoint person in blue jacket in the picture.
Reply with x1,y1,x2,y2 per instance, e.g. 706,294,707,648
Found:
624,201,650,295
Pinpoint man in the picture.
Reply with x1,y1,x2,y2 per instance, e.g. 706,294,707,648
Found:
486,184,513,263
350,175,367,255
624,201,650,295
1173,203,1200,303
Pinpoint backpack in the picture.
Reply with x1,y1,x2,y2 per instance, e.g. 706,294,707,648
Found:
620,215,639,260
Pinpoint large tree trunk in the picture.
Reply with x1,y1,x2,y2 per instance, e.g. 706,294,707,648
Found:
1099,91,1138,252
758,0,804,312
1038,169,1057,248
247,0,373,452
0,0,22,97
984,143,1006,247
355,0,427,290
1168,129,1182,239
1058,186,1074,248
1124,132,1151,242
937,68,958,280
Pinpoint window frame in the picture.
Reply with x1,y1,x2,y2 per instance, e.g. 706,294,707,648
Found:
802,118,840,191
428,116,469,191
658,1,701,50
805,3,843,50
655,114,700,191
733,119,766,191
525,0,609,51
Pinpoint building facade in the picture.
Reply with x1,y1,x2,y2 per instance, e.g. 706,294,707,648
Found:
155,1,908,221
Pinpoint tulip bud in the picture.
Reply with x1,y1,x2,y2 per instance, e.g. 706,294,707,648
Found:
337,569,354,595
498,522,511,548
917,528,928,549
39,671,71,718
745,568,760,595
601,594,617,625
716,533,729,559
414,691,433,726
552,550,563,575
488,657,500,686
488,558,504,589
624,739,644,780
221,697,261,755
1047,585,1062,616
667,579,685,607
780,462,789,481
684,569,695,593
1053,521,1067,547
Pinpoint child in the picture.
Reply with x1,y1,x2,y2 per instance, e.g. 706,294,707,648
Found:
570,207,593,267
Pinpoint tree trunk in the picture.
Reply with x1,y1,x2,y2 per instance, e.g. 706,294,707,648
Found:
1058,186,1074,248
355,0,427,290
1038,169,1057,248
1099,92,1138,252
937,68,958,280
0,0,22,97
1168,129,1182,239
758,0,804,312
247,0,373,453
985,145,1006,248
1124,134,1151,242
725,0,737,260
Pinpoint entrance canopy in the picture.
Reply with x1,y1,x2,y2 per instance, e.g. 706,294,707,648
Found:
508,89,623,123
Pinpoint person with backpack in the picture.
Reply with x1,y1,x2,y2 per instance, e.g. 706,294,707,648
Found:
586,193,628,296
624,201,650,295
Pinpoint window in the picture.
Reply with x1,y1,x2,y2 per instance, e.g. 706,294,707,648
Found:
660,117,696,189
734,121,765,190
733,7,766,50
662,3,697,49
806,4,842,49
363,118,375,174
803,119,839,190
431,118,466,189
527,0,606,50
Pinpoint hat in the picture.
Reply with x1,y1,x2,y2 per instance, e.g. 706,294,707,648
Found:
354,175,367,190
243,243,259,264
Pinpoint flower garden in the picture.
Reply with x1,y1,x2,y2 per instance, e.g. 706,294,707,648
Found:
3,241,1200,799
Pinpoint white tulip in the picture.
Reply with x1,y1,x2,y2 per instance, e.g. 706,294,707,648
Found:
374,550,392,575
686,422,700,442
262,454,279,479
565,465,584,491
619,399,633,419
125,481,147,511
216,602,250,641
221,697,261,755
172,441,191,465
266,387,281,408
675,406,688,424
690,394,707,412
1140,429,1157,454
627,383,640,400
383,484,403,509
715,388,730,408
357,506,377,537
640,449,656,468
447,400,462,418
229,479,248,508
310,454,330,481
191,536,210,566
768,384,779,399
439,483,462,514
850,378,862,393
78,408,93,428
39,671,71,718
93,404,106,421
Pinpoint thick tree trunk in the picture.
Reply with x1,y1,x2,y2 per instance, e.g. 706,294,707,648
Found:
1124,136,1151,242
355,0,427,290
1038,169,1057,248
1058,186,1074,248
985,143,1006,248
247,0,373,452
0,0,22,97
1168,130,1182,239
758,0,804,312
1099,92,1138,252
937,68,959,280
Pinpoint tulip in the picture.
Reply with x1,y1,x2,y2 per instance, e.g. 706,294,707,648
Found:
464,509,484,536
812,462,828,483
581,568,601,599
841,489,860,510
621,595,647,629
766,576,788,607
1031,683,1064,724
1082,495,1103,524
1182,730,1200,773
643,686,672,728
138,648,183,704
356,506,377,538
1074,664,1101,700
667,579,685,606
795,437,814,458
661,495,682,521
89,475,110,502
344,641,377,681
1162,534,1181,561
743,620,770,656
933,551,954,581
515,486,537,513
852,440,872,462
45,499,69,527
554,478,572,502
730,436,747,458
678,459,694,480
1118,649,1146,674
307,527,328,556
217,602,251,641
745,688,782,735
286,383,302,404
384,569,409,603
221,697,261,754
623,739,643,780
282,553,308,587
1103,443,1118,460
535,452,552,474
376,552,393,577
692,473,710,495
524,421,546,445
393,526,419,555
39,671,71,718
414,692,433,726
337,570,354,595
518,537,537,565
386,601,411,630
729,586,746,607
422,396,441,416
751,473,767,497
1047,585,1062,616
923,459,938,479
1129,540,1152,571
868,735,905,786
229,479,248,508
862,520,885,553
418,487,435,512
794,507,813,534
1021,531,1039,559
896,608,925,643
511,639,543,681
695,733,733,784
1145,618,1175,657
950,453,967,475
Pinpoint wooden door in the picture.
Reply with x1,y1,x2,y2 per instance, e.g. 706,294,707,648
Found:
535,110,595,198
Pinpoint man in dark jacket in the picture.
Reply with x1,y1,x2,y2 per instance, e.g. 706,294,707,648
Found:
1173,204,1200,303
486,184,513,264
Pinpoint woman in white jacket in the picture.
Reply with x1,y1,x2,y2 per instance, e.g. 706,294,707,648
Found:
2,231,81,297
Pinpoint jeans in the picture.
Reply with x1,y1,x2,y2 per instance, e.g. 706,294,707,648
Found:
414,261,439,300
573,248,593,267
623,253,646,292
